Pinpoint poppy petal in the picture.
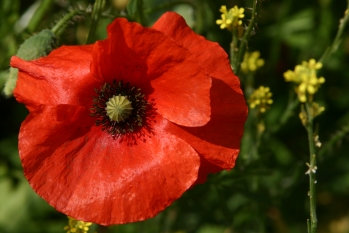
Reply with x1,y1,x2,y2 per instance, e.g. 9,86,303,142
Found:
153,12,248,180
19,105,200,225
152,12,240,86
90,18,211,127
11,45,100,111
166,77,247,170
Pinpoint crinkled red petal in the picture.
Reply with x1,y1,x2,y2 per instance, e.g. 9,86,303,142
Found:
165,78,247,178
19,105,200,225
153,12,248,181
91,18,211,127
152,12,241,86
11,45,101,111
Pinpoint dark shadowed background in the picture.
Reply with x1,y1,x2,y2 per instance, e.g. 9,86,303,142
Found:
1,0,349,232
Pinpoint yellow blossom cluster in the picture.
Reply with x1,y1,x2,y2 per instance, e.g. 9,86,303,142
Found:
216,5,245,30
283,59,325,102
241,51,265,73
249,86,273,113
64,216,93,233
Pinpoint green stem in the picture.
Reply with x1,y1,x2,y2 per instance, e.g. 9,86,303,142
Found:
144,0,194,14
234,0,259,76
27,0,54,33
87,0,106,44
230,30,239,71
136,0,145,25
305,102,317,233
318,5,349,64
51,9,86,37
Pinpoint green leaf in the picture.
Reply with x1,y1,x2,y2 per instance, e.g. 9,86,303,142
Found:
3,29,56,97
127,0,138,17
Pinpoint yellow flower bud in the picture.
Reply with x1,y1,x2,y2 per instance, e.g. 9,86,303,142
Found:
283,59,325,102
249,86,273,113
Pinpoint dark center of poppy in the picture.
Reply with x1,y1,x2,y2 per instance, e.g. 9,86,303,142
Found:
90,80,148,137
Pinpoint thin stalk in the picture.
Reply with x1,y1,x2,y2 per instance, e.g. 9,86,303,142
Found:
86,0,106,44
318,5,349,64
230,30,239,71
303,7,349,231
305,102,317,233
234,0,259,76
51,9,86,37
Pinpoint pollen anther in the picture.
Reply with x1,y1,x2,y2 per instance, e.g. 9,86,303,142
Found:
105,95,133,122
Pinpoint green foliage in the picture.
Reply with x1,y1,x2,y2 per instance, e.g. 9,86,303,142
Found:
127,0,138,17
1,0,349,232
127,0,145,24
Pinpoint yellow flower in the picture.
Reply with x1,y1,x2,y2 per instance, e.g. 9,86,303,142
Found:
64,216,93,233
249,86,273,113
216,13,232,29
216,5,245,30
241,51,265,73
231,6,245,26
283,59,325,102
219,5,228,14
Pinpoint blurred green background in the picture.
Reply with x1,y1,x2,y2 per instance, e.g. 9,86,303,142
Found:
1,0,349,232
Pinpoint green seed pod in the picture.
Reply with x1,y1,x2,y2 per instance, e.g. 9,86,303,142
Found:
3,29,56,97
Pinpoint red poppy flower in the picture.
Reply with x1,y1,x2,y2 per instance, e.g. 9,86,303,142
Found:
11,12,247,225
